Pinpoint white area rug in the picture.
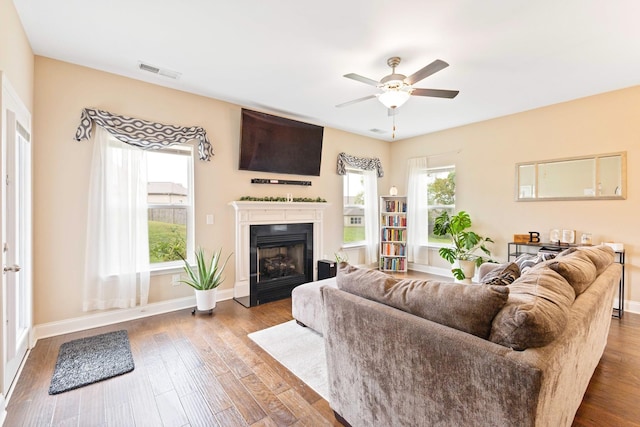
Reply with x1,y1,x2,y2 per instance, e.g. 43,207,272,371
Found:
248,320,328,400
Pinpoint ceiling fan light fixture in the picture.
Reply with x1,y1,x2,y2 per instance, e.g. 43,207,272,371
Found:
378,89,411,109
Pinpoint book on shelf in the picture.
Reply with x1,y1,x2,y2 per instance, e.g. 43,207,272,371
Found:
384,200,407,213
383,215,407,227
381,228,405,242
380,257,406,271
381,242,406,256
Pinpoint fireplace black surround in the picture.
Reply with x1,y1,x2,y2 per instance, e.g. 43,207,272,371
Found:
236,223,313,307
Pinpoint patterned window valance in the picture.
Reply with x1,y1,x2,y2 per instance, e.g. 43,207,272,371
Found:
74,108,214,161
337,152,384,178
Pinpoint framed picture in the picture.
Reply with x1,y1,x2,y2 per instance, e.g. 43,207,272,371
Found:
561,229,575,244
549,229,560,243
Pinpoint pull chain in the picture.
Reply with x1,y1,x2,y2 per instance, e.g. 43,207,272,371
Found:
392,113,396,139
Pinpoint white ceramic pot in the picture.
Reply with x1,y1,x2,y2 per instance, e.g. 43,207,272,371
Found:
195,288,217,311
453,259,476,284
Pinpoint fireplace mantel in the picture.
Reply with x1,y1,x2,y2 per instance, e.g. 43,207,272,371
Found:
229,201,329,303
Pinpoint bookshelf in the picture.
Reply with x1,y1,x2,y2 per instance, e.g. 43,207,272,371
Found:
380,196,407,272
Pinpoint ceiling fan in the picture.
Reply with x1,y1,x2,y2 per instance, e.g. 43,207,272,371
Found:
337,57,459,112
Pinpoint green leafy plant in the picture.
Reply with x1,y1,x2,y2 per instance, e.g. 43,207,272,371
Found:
179,248,232,291
432,210,494,280
334,251,349,263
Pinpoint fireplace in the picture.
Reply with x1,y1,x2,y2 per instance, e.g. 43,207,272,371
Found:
235,223,313,307
229,201,328,308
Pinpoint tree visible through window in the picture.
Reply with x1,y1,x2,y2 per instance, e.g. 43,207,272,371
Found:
427,167,456,244
146,146,194,265
343,169,366,244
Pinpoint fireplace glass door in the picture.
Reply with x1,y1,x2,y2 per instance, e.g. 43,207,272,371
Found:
241,223,313,307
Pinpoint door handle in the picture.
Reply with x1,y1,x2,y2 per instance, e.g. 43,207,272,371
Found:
3,264,21,273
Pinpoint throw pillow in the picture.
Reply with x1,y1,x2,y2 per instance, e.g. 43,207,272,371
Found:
489,268,575,350
336,263,509,339
515,252,557,275
480,262,520,286
542,251,597,295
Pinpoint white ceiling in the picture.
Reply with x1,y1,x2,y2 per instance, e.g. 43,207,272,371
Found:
13,0,640,141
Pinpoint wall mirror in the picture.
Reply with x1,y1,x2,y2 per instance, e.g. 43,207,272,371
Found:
516,152,626,201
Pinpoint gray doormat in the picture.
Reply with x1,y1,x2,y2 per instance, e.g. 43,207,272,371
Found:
48,330,135,395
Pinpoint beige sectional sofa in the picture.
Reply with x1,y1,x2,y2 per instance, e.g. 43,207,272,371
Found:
293,245,621,427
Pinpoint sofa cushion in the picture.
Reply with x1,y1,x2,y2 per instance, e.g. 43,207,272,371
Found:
538,251,597,295
557,245,615,276
480,262,520,286
489,268,575,350
335,263,509,339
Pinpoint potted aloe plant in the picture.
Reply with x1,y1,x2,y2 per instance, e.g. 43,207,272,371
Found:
180,247,232,311
432,210,494,283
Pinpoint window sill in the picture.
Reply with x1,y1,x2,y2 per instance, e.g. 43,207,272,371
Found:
341,242,367,249
425,242,449,249
150,262,191,276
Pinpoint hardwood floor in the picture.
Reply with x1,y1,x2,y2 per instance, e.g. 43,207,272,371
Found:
5,296,640,426
6,298,339,427
574,311,640,426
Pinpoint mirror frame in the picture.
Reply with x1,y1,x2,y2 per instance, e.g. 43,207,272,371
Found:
515,151,627,201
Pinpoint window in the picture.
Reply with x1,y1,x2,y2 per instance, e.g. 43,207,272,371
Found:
343,169,366,244
146,145,195,267
427,166,456,244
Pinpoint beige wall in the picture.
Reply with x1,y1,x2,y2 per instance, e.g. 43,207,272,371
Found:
9,1,637,323
0,0,34,109
388,86,640,307
32,56,390,325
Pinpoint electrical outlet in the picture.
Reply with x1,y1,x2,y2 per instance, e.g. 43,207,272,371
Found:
206,214,214,225
171,274,181,287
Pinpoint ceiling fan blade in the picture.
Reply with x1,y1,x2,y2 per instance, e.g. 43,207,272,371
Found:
335,94,378,108
405,59,449,85
411,88,459,99
344,73,380,87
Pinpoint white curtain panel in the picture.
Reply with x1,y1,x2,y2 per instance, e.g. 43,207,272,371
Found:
406,157,429,262
83,126,150,311
363,169,379,265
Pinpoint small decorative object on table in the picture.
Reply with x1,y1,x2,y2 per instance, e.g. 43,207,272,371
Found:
513,234,530,243
561,229,575,244
581,233,593,245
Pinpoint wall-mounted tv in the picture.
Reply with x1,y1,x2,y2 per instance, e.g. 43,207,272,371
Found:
239,109,324,176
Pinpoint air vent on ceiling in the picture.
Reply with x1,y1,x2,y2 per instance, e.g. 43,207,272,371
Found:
138,61,181,80
369,128,387,134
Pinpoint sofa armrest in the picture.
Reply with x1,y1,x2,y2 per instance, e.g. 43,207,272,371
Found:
322,286,542,427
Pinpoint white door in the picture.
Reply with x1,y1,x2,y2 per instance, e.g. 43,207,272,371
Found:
1,75,32,395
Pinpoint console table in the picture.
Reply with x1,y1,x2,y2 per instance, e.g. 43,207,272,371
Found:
507,242,625,318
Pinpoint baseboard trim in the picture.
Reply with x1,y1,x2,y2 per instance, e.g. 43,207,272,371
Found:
33,288,234,341
0,395,6,427
408,263,452,278
615,298,639,315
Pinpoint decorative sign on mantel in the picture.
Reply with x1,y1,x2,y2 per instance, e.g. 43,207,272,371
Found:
239,196,327,203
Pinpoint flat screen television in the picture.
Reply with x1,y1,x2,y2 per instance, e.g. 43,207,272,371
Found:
239,109,324,176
